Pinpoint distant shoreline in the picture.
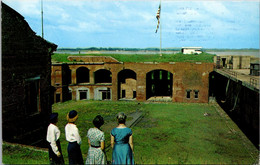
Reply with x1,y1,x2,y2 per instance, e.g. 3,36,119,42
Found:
55,49,259,57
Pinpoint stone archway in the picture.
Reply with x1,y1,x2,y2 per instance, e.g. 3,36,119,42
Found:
76,67,89,84
146,69,173,100
94,69,112,83
117,69,137,100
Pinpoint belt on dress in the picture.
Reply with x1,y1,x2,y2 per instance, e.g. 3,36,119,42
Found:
91,145,101,148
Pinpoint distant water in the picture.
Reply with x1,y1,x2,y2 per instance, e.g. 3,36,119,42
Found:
55,50,260,57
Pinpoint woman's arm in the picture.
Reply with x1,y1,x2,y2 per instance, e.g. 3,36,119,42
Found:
101,141,105,150
75,126,82,145
110,135,115,149
129,135,134,153
88,138,91,147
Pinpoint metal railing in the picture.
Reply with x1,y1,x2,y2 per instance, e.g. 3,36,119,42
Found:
221,69,237,78
249,77,259,89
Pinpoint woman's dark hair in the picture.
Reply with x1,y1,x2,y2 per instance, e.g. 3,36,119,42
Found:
117,112,127,124
93,115,104,128
50,113,58,124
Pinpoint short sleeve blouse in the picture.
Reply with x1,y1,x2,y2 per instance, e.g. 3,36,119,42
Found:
87,128,105,146
111,127,132,144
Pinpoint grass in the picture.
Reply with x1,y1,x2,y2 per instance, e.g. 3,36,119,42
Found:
2,143,49,164
51,52,215,63
2,101,258,164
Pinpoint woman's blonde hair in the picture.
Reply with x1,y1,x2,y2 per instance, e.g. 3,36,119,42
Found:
67,110,78,123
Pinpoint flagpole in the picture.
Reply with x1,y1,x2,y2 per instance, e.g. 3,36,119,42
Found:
41,0,44,39
159,0,162,56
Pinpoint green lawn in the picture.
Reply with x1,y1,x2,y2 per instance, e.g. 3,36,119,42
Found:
51,52,215,63
2,101,258,164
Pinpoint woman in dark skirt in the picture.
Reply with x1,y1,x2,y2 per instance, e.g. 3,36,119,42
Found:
65,110,84,165
46,113,64,165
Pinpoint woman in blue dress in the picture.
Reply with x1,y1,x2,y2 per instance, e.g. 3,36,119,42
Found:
111,112,134,164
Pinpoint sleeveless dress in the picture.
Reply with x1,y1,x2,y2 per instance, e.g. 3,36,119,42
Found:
111,127,134,164
85,128,106,164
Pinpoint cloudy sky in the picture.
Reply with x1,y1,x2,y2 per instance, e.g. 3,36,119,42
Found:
2,0,259,49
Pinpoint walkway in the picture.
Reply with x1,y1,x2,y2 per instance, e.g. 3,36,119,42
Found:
216,69,259,90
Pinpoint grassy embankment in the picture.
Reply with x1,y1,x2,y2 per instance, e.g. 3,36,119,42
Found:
51,52,215,63
3,101,258,164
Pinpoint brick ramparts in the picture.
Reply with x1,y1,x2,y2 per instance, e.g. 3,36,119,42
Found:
52,61,214,103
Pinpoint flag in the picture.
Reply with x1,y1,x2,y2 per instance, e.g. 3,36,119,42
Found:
155,4,161,33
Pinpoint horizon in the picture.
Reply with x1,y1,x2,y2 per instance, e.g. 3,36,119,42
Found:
2,0,260,49
55,47,259,50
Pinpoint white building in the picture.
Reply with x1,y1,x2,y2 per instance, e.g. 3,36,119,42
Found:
181,47,202,54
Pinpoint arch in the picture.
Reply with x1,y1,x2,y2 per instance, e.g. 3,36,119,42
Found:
94,69,112,83
117,69,137,100
146,69,173,100
76,87,90,100
64,65,71,85
76,67,89,84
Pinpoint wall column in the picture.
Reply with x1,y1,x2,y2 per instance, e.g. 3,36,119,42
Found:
89,70,94,84
136,72,146,101
111,71,118,101
72,89,77,101
71,68,77,84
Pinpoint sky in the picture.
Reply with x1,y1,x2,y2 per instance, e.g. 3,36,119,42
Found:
2,0,260,49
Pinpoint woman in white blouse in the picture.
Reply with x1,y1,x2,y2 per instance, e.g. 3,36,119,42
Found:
65,110,83,165
46,113,64,164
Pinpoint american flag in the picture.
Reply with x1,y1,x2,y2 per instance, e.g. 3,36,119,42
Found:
155,4,161,33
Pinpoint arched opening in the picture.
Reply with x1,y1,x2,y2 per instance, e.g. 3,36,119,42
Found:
76,67,89,84
94,69,112,83
146,69,173,100
118,69,136,100
64,65,71,85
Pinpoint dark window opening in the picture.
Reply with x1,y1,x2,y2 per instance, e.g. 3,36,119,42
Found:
100,89,111,100
25,78,40,114
122,90,126,98
194,90,199,99
222,58,226,68
167,72,171,80
152,84,155,94
159,71,162,80
56,93,61,103
133,91,136,98
186,90,191,99
79,90,88,100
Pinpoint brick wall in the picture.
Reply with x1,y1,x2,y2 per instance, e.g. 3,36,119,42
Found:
52,61,214,103
2,2,57,146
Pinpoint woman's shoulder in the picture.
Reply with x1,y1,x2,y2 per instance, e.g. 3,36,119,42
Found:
112,127,132,132
126,127,132,133
88,128,103,134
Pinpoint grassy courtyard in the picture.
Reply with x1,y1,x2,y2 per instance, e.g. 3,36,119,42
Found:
2,101,258,164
